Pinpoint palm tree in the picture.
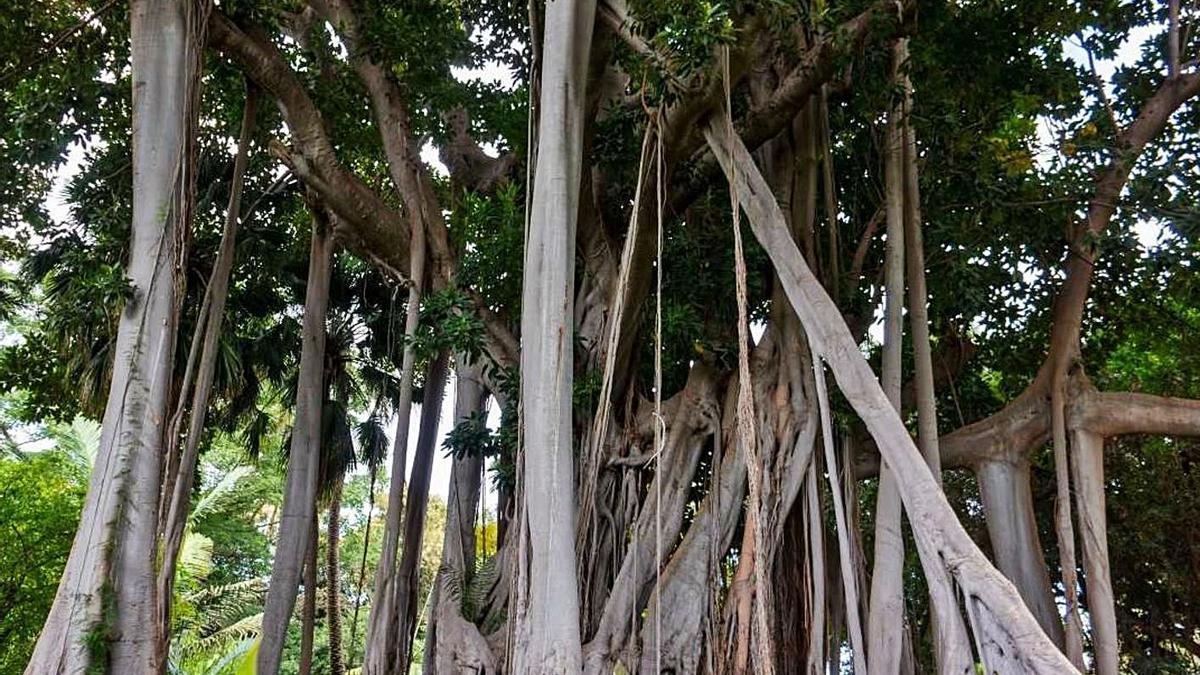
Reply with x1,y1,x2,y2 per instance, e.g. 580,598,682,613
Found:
318,314,395,675
167,465,266,675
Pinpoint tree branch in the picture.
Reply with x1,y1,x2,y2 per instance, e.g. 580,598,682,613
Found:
1073,389,1200,437
207,10,412,276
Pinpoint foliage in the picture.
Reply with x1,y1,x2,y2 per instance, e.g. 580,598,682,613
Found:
0,435,88,673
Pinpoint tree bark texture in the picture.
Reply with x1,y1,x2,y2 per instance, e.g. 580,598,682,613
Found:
27,1,198,671
513,0,596,671
703,108,1079,674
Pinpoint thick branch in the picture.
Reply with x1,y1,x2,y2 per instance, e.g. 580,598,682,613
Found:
207,10,411,275
670,0,913,211
1073,389,1200,437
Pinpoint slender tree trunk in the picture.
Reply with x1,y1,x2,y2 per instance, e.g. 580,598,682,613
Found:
328,477,346,675
514,0,596,671
812,351,867,675
898,44,975,673
1051,372,1087,668
158,83,259,654
259,211,334,674
867,52,907,673
393,350,451,671
1070,428,1117,675
363,207,427,675
299,515,319,675
803,461,827,674
26,2,197,671
350,468,377,655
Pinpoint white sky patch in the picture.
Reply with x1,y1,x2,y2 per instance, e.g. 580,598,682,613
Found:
370,374,503,501
45,135,94,228
1029,28,1172,259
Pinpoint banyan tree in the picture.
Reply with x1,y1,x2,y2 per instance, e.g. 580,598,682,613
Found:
5,0,1200,673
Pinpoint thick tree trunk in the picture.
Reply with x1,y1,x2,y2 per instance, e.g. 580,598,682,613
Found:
974,458,1062,645
158,84,260,652
26,2,196,671
513,0,596,671
393,350,451,670
328,477,346,675
582,366,722,673
258,212,334,674
637,397,748,675
704,109,1078,673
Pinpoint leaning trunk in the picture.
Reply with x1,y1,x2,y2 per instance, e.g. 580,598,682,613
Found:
328,477,346,675
158,83,260,649
703,108,1078,673
299,516,319,675
513,0,596,671
26,1,198,671
392,350,451,671
258,211,334,674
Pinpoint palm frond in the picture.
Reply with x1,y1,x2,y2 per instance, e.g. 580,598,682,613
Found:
356,414,389,472
190,466,253,524
183,612,264,658
46,415,101,469
177,532,215,583
321,398,357,487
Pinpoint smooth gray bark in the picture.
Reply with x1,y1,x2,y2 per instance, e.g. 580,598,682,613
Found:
897,46,975,673
423,361,494,674
975,458,1063,645
26,1,195,671
1070,429,1117,675
258,215,334,674
867,62,907,674
514,0,596,670
363,203,427,675
393,350,450,671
